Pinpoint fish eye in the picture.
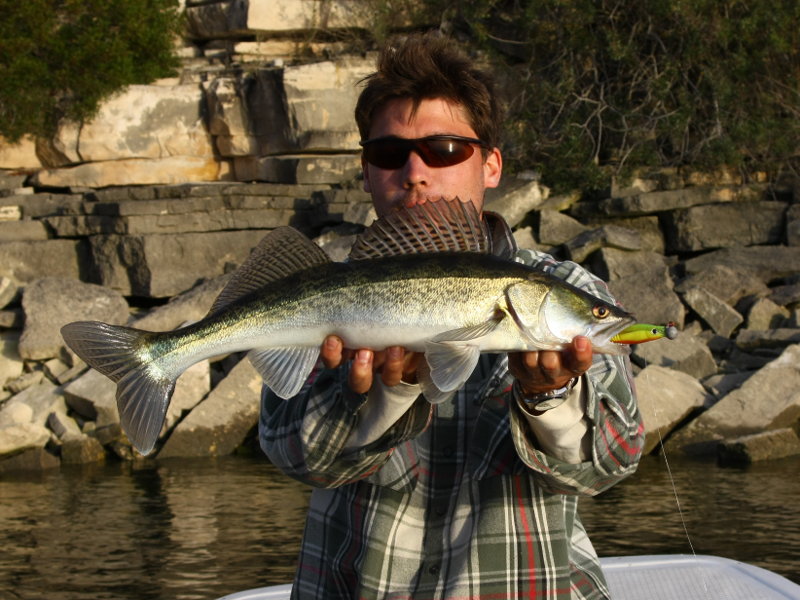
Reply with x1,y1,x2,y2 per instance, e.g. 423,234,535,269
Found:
592,304,610,319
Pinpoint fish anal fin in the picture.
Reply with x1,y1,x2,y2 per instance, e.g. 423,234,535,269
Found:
208,227,331,317
248,346,320,399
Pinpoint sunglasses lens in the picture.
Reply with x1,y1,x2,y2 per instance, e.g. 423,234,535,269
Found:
363,141,411,169
417,139,475,167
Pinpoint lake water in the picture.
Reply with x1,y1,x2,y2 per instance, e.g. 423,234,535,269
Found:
2,452,798,599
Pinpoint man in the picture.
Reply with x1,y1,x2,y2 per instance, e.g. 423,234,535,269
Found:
260,33,644,599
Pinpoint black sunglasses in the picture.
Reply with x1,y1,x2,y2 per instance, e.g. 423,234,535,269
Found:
360,135,490,170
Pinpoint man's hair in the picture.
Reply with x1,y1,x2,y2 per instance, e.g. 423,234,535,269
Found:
355,33,502,149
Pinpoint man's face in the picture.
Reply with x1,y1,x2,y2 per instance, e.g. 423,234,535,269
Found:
362,97,502,217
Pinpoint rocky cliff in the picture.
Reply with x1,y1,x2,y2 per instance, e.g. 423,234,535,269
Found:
1,1,799,471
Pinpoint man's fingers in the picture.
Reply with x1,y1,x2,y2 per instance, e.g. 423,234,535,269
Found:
380,346,406,387
320,335,345,369
349,349,374,394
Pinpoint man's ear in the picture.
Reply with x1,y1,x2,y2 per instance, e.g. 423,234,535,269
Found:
483,147,502,189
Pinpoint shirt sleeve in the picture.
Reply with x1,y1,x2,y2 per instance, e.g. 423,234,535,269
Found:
258,361,431,488
508,249,645,495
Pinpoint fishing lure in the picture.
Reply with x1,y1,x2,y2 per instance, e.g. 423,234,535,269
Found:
611,322,678,345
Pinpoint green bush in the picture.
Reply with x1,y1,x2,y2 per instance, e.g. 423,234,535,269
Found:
0,0,182,143
375,0,800,192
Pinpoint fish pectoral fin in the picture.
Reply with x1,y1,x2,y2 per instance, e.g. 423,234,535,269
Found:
248,346,320,399
431,316,504,343
424,341,481,393
416,360,456,405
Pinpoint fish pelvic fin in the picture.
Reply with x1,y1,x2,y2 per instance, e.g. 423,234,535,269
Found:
208,227,332,317
348,197,490,260
61,321,171,456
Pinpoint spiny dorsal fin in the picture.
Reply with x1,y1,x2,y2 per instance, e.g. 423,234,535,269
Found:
207,227,331,317
348,198,490,260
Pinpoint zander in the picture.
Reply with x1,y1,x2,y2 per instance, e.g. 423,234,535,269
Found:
61,200,635,455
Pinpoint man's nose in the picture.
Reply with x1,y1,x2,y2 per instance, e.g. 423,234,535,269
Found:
402,151,430,187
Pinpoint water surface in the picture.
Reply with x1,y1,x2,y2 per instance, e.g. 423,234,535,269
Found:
1,454,798,599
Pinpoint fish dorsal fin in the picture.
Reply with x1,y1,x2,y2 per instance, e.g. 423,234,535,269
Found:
348,198,490,260
207,227,331,317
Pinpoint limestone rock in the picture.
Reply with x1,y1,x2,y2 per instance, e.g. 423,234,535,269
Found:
163,360,211,432
233,154,361,185
0,135,40,169
745,297,790,330
565,225,641,263
19,278,129,361
55,84,214,162
0,447,60,472
665,343,800,455
132,275,230,332
0,330,24,388
31,156,223,189
158,358,262,458
634,365,710,454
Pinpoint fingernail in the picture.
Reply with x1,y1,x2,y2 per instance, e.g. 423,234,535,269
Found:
356,350,371,364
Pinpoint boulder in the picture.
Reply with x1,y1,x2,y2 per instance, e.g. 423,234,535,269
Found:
674,264,768,306
717,427,800,465
663,201,786,253
89,229,267,298
0,447,60,472
665,343,800,455
163,360,211,432
60,435,107,464
0,331,24,388
631,325,717,380
634,365,710,454
0,239,88,286
485,179,549,229
593,248,685,327
19,278,129,361
132,275,230,332
0,379,59,427
62,368,118,428
745,297,790,330
681,287,743,338
157,357,262,458
537,209,588,246
683,246,800,285
564,225,641,263
0,423,51,456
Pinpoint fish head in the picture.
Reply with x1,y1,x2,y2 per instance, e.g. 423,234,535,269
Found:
541,284,636,353
507,278,635,354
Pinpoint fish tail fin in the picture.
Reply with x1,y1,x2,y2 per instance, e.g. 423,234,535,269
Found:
61,321,173,456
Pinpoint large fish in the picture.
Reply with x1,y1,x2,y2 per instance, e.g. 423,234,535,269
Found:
61,199,635,455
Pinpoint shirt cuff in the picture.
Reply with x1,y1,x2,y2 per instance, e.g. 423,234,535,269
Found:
517,377,591,464
343,379,422,451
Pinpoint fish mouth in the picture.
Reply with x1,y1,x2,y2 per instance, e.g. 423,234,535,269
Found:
590,315,637,353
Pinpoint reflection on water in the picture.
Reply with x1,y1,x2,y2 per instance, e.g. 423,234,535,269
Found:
1,454,798,600
581,454,800,584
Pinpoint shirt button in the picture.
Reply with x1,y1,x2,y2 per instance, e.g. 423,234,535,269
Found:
428,564,441,576
434,505,447,517
442,446,454,457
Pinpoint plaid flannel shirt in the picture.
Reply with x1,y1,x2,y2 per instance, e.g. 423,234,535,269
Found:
259,228,644,599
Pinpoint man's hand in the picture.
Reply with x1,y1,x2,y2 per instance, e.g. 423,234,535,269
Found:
320,335,422,394
508,336,593,395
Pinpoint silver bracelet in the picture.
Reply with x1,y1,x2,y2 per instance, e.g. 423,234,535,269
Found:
513,377,578,413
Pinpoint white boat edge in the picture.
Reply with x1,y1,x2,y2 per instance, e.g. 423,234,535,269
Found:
215,554,800,600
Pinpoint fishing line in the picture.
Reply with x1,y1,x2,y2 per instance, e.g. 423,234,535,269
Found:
641,357,711,597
